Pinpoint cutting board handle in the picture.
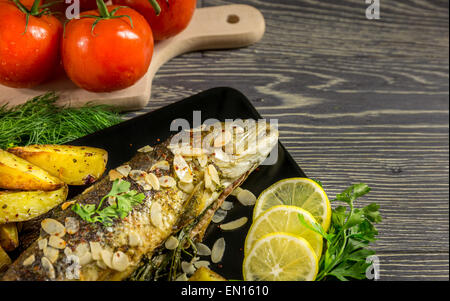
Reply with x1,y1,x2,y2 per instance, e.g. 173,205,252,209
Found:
149,4,265,76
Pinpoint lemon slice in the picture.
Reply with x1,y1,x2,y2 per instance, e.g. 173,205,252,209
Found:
253,178,331,231
245,205,323,258
243,232,318,281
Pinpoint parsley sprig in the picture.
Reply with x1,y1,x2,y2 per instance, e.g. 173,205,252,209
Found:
299,183,381,281
72,179,145,226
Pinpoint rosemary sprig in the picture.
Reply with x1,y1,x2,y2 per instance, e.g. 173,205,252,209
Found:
0,92,123,149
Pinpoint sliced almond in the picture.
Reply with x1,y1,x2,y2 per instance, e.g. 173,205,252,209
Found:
129,170,146,181
61,200,76,210
197,154,208,167
204,169,214,191
41,218,66,237
64,247,73,257
111,251,130,272
116,165,132,177
150,160,170,171
74,242,90,258
181,261,196,275
43,246,59,263
65,217,80,235
38,238,48,250
211,237,225,263
195,243,212,256
109,169,124,181
79,252,93,266
150,202,163,229
144,173,160,190
208,165,220,185
237,189,257,206
48,235,66,249
82,185,95,195
158,176,176,188
89,242,102,260
174,155,193,183
164,236,179,250
128,231,142,247
137,145,153,153
178,182,194,194
23,254,35,266
219,217,248,230
230,187,243,197
193,261,210,269
212,209,227,223
41,257,55,279
175,273,188,281
220,201,233,211
100,249,113,269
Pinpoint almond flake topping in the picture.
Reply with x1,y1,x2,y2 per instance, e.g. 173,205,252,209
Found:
111,251,130,272
116,165,132,177
23,254,35,266
109,169,124,181
41,257,55,279
174,154,193,183
158,176,176,188
41,218,66,237
150,160,170,171
48,235,66,249
144,173,160,190
137,145,153,153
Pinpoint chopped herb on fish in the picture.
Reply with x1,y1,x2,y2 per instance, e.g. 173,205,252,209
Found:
72,180,145,226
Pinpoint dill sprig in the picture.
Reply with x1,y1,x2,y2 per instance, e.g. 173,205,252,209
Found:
0,92,123,149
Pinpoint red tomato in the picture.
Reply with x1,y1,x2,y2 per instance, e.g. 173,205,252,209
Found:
112,0,196,41
62,5,154,92
0,1,62,88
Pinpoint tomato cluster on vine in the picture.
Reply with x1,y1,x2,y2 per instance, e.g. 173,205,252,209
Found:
0,0,196,92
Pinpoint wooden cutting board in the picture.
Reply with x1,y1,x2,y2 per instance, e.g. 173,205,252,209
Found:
0,4,265,111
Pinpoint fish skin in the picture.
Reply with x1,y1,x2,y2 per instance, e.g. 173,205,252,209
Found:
2,121,278,281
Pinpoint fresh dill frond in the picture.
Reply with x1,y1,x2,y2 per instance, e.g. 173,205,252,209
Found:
0,92,123,149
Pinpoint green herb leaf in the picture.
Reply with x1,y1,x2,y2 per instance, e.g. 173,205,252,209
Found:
0,92,122,150
72,179,145,226
314,183,381,281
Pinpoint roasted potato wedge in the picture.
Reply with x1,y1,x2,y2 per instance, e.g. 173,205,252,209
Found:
0,245,11,272
0,149,64,191
0,223,19,251
0,185,68,223
8,145,108,185
189,267,227,281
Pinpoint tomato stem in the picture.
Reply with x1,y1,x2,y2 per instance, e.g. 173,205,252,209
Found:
12,0,56,34
96,0,111,18
81,1,134,36
148,0,162,16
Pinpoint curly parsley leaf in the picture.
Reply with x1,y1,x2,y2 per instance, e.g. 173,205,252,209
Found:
72,179,146,226
298,183,381,281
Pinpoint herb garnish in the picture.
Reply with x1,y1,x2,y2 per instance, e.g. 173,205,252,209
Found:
299,183,381,281
72,179,145,226
0,92,122,149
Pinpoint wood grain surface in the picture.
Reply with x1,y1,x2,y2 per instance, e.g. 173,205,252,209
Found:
125,0,449,280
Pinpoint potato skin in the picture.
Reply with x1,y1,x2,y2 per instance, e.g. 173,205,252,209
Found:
0,149,64,191
0,223,19,252
189,267,227,281
0,185,68,223
8,145,108,186
0,245,11,272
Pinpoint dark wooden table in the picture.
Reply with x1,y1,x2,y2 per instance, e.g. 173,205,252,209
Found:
125,0,449,281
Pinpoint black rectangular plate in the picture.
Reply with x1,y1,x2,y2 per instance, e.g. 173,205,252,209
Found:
69,87,307,280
